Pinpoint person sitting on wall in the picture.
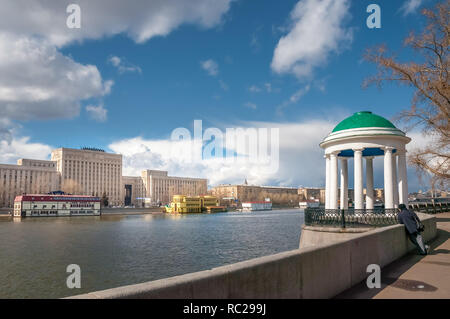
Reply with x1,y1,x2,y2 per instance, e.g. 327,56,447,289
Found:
397,203,429,255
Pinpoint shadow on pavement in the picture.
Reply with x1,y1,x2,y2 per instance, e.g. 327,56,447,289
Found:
335,227,448,299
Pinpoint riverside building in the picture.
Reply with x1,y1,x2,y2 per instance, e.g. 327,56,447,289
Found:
51,147,123,206
0,147,207,208
123,170,208,207
210,184,300,206
298,187,326,204
0,159,60,208
13,194,101,217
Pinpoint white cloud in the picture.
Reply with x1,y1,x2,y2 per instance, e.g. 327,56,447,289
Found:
109,56,121,67
86,104,107,122
108,55,142,74
106,118,434,191
276,85,310,115
271,0,352,79
0,1,232,121
248,85,262,93
0,129,52,164
201,59,219,76
0,119,14,143
0,137,52,164
0,0,233,47
289,85,310,103
0,33,112,121
0,120,53,164
248,83,277,93
109,119,336,187
400,0,423,16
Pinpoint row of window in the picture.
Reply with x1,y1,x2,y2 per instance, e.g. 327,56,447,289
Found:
27,163,55,168
70,203,96,208
28,210,97,216
33,204,57,209
70,210,96,214
31,211,58,216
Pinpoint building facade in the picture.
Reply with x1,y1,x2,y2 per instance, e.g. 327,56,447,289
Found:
51,148,123,206
210,184,300,206
212,184,386,207
122,176,145,207
141,170,207,205
122,170,208,207
14,194,101,217
0,159,60,208
0,148,207,208
298,187,325,204
121,170,207,207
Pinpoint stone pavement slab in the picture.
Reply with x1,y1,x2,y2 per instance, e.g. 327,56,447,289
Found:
336,213,450,299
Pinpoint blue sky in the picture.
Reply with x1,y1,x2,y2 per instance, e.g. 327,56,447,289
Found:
0,0,438,191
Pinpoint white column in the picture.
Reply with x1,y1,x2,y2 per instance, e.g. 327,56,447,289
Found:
397,150,409,207
340,158,348,209
365,156,374,210
384,147,394,209
330,153,339,209
353,148,364,210
325,154,330,209
392,153,399,208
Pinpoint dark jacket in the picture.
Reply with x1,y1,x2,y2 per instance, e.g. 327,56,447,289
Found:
398,208,421,234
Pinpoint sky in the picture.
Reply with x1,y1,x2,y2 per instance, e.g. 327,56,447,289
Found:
0,0,440,191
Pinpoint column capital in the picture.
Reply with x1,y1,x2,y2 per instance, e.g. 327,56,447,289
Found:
330,151,340,157
339,157,348,162
352,147,364,152
396,149,407,155
324,153,330,159
383,146,395,152
365,156,374,160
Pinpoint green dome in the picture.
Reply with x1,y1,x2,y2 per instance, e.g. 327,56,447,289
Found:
332,111,396,132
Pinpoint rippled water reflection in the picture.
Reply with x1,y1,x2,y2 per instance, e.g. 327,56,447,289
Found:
0,209,304,298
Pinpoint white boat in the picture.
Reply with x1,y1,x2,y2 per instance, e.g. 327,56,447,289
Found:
241,201,272,211
299,200,320,209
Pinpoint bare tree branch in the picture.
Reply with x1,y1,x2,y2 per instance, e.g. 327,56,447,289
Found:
364,1,450,190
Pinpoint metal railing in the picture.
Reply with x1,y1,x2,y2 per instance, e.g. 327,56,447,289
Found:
304,208,399,228
304,202,449,228
410,202,450,215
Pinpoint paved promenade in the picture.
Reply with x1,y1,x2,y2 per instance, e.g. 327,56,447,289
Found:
336,212,450,299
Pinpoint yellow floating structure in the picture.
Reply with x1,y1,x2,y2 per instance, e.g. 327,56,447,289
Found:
165,195,226,214
165,195,201,213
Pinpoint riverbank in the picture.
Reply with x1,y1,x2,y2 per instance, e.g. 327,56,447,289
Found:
101,207,163,215
0,208,11,216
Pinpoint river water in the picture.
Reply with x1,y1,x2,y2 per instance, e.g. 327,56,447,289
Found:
0,209,304,298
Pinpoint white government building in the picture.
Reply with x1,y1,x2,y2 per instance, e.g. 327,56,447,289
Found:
0,147,207,208
320,111,411,210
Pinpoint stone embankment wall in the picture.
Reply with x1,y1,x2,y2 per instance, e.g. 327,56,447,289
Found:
101,207,162,214
70,213,436,299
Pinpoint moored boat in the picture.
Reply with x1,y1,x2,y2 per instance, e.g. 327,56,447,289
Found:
241,201,272,212
299,200,320,209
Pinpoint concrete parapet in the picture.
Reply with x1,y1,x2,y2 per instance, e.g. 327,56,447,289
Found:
299,226,374,249
69,213,436,299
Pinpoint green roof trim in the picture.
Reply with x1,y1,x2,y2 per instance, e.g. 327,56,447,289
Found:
332,111,397,132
